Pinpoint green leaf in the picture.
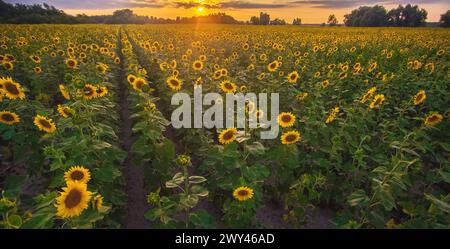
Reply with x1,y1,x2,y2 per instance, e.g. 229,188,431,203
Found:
347,190,369,207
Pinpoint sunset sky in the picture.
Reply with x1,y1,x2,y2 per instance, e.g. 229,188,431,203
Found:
5,0,450,23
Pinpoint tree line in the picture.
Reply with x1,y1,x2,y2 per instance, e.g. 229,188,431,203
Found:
0,0,448,27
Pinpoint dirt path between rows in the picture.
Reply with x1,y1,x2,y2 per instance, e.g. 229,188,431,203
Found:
117,29,150,229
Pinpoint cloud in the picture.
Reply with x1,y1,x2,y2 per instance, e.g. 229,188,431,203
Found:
289,0,446,9
4,0,166,9
172,1,288,10
4,0,448,10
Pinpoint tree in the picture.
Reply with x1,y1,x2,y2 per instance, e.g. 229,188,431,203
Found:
439,10,450,27
259,12,270,25
344,5,388,27
292,18,302,25
388,4,427,27
250,16,260,25
327,14,338,26
270,18,286,25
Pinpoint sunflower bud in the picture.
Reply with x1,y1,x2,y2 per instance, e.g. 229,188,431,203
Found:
176,155,191,167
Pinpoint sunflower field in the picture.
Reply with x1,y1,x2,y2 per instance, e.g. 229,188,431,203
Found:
0,24,449,229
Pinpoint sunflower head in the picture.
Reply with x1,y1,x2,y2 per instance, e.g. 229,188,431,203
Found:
192,60,203,71
92,195,104,211
233,186,254,201
0,111,20,125
64,166,91,184
127,74,137,85
82,84,97,100
370,94,385,109
220,80,237,94
281,130,301,145
0,77,26,100
33,115,56,133
166,76,182,92
59,84,71,100
56,181,92,218
413,90,426,106
287,71,299,83
57,105,74,118
66,58,78,69
424,112,443,127
218,128,237,145
278,112,296,128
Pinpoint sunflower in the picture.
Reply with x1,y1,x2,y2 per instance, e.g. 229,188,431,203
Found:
0,77,26,100
127,74,137,85
96,63,108,74
281,130,301,145
166,76,183,92
92,195,103,211
192,60,203,71
233,186,254,201
56,181,92,219
64,166,91,184
368,62,377,73
413,90,426,106
213,69,223,80
326,107,340,124
322,79,330,88
0,111,20,125
267,61,279,72
59,84,70,100
33,65,43,73
96,86,108,97
369,94,385,109
278,112,296,128
3,61,13,70
82,84,97,100
34,115,56,133
296,92,309,101
287,71,299,84
218,128,237,145
361,87,376,104
338,72,348,80
220,80,237,94
57,105,74,118
424,112,443,127
65,58,78,69
30,55,41,63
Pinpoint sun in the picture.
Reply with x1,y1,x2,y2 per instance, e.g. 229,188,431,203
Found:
197,7,204,13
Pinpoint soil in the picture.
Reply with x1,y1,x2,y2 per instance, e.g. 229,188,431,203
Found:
117,29,150,229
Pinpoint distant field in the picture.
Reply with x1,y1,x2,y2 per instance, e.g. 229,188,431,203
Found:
0,25,449,229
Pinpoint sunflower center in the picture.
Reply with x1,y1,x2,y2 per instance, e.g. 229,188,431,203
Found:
195,63,201,68
416,94,423,101
281,115,292,123
5,82,20,95
285,134,297,142
374,98,382,105
70,171,85,181
84,87,94,95
1,113,14,121
224,83,233,89
64,189,82,209
170,79,179,86
238,190,249,196
38,119,52,129
223,130,234,140
427,115,438,122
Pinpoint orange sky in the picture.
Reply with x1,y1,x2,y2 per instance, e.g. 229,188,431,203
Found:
7,1,450,23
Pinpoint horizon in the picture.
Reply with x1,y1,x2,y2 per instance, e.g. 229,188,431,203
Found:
4,0,450,24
